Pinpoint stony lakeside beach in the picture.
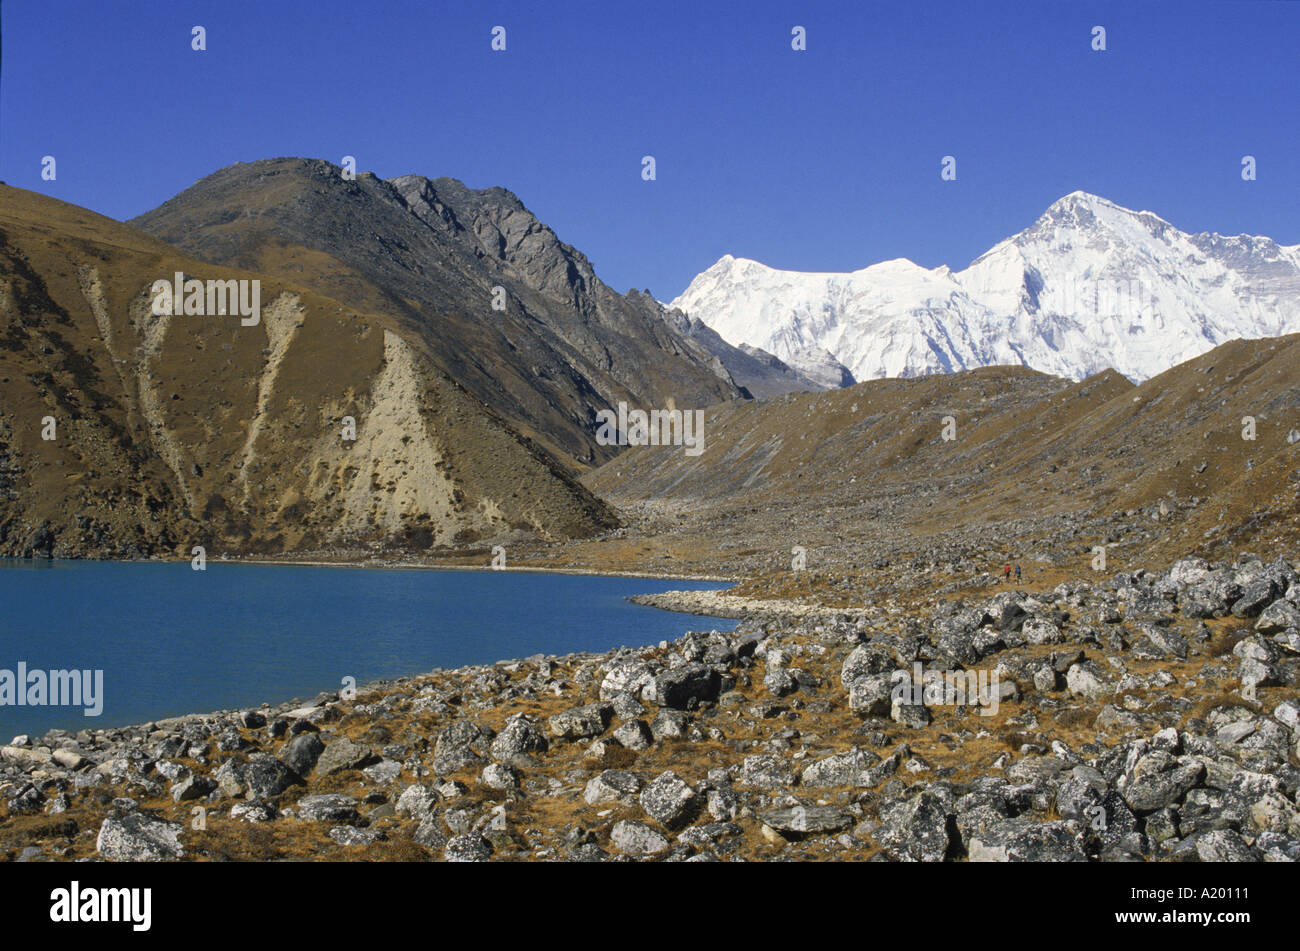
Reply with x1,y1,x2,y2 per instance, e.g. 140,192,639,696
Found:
3,552,1299,862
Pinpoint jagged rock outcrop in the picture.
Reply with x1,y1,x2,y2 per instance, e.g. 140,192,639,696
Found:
131,158,746,469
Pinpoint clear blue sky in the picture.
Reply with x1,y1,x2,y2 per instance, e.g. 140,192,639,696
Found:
3,0,1297,299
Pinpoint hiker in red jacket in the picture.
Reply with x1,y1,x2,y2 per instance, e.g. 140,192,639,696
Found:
1003,564,1011,582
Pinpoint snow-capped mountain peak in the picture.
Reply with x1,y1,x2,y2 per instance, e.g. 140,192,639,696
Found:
671,194,1300,383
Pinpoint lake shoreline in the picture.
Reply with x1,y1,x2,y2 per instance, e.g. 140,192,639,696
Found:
628,588,864,620
6,552,1295,863
216,557,736,585
0,554,736,585
5,607,745,746
8,590,819,744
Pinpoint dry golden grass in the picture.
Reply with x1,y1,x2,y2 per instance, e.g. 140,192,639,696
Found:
1207,620,1255,658
1183,691,1263,725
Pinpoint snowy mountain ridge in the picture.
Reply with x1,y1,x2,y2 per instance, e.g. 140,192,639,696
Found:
670,192,1300,383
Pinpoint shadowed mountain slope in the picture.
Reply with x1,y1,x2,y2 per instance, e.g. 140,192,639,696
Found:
131,158,745,469
662,311,827,397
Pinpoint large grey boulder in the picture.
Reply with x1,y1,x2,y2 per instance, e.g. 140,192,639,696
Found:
639,771,701,829
548,702,613,741
1192,829,1262,862
1066,661,1112,700
432,744,486,775
490,714,548,761
876,790,952,862
1232,579,1281,618
1168,558,1211,586
170,775,217,803
362,759,403,785
840,645,893,687
295,793,361,823
966,819,1087,862
241,755,302,799
610,820,669,855
848,672,895,716
740,754,796,790
763,667,799,697
891,698,931,728
650,708,688,740
1135,625,1189,659
97,813,184,861
612,719,654,751
444,833,492,862
600,661,656,701
314,737,375,776
481,763,520,790
395,783,438,818
1257,599,1300,633
584,769,643,805
413,814,447,850
645,664,722,709
279,733,324,776
800,747,880,787
1119,755,1204,813
1249,792,1300,837
1022,618,1064,645
759,805,853,839
435,720,493,756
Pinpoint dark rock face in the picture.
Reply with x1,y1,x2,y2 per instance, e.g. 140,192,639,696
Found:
279,734,325,777
131,158,744,472
239,756,303,799
170,775,217,802
649,664,722,709
665,313,828,397
1233,580,1280,617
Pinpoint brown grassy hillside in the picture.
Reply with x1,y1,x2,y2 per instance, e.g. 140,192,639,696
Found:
571,339,1300,582
0,185,616,558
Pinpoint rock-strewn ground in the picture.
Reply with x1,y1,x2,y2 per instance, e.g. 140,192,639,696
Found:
3,553,1299,862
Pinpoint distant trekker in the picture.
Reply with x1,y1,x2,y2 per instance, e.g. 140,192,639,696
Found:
1015,564,1022,582
1003,564,1011,582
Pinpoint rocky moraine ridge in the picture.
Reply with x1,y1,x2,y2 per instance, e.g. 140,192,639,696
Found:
3,553,1300,862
